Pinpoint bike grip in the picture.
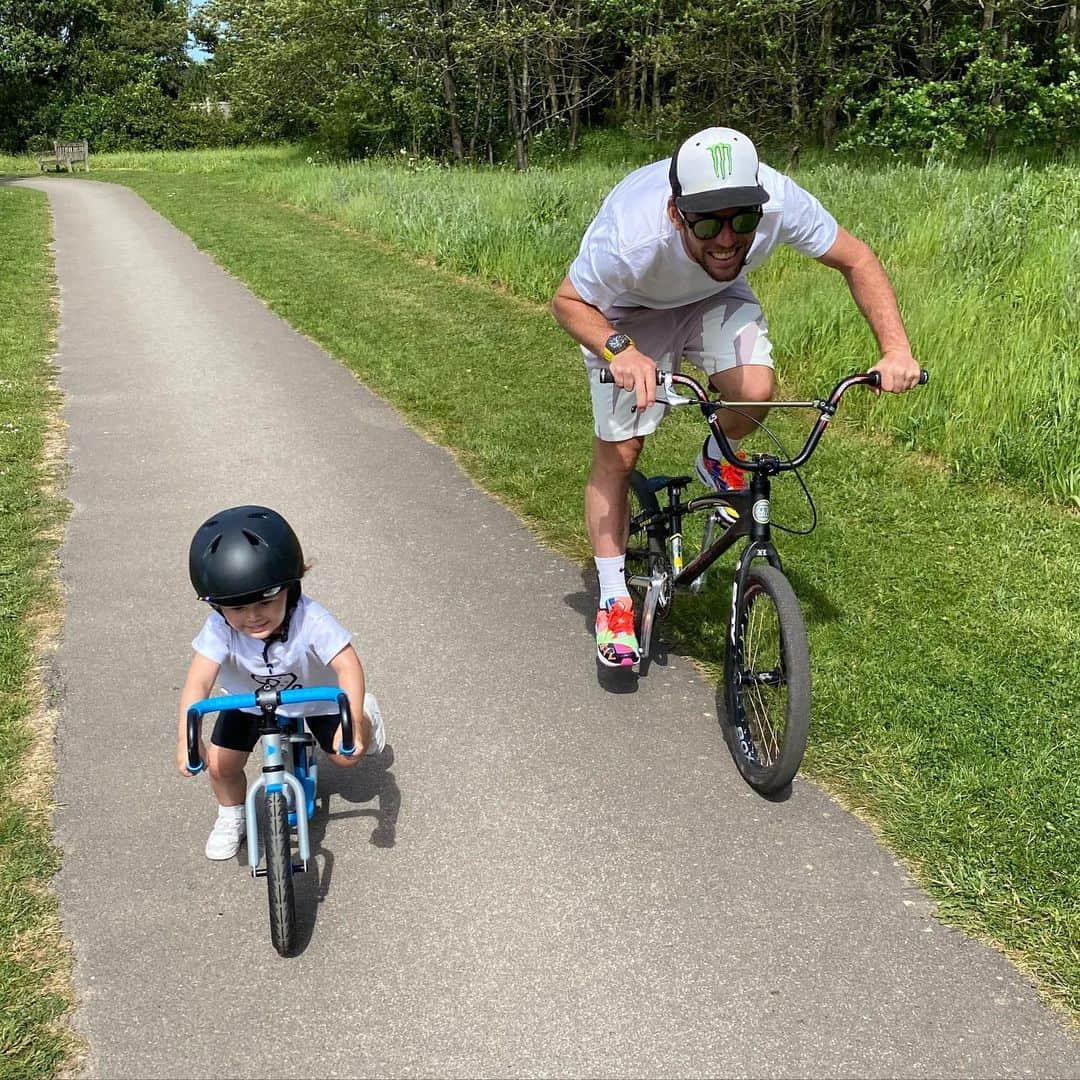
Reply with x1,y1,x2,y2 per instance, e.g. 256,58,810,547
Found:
867,368,929,389
336,692,357,757
185,707,205,774
277,687,348,706
187,692,257,716
597,368,663,386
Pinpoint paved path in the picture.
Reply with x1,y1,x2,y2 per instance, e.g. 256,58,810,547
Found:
17,177,1080,1078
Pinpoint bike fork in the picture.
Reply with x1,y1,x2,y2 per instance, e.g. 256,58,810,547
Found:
246,772,311,875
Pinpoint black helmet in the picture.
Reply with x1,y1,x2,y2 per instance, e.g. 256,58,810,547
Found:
189,505,304,606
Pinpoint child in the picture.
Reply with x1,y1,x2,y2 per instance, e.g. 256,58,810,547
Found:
176,505,386,860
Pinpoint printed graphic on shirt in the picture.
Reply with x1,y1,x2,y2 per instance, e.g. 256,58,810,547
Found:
250,671,300,693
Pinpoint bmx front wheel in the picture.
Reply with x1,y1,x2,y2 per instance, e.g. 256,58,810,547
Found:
723,564,810,793
265,789,297,956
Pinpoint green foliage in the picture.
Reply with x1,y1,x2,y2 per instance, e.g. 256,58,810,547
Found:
844,38,1080,156
4,1,1079,158
0,0,234,152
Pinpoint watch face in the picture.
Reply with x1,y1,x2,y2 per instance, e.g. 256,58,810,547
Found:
606,333,632,355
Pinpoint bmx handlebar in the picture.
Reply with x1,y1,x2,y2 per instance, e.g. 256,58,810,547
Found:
186,686,356,774
597,366,929,473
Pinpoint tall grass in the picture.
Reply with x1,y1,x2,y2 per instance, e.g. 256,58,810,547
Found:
236,151,1080,504
9,145,1077,503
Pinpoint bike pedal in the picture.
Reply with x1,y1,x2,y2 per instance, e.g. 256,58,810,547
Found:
252,867,267,878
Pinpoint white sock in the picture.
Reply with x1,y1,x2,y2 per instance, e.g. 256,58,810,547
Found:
595,555,630,606
707,434,741,461
217,804,243,821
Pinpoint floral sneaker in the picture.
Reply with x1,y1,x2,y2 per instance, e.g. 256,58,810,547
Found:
595,597,640,668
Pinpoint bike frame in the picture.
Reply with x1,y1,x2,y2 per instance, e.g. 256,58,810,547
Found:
633,368,905,582
623,368,928,656
186,686,356,875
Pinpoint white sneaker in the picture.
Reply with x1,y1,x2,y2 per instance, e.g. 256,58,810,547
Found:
363,692,386,758
205,809,246,860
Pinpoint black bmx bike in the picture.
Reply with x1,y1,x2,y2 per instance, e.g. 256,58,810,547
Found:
602,366,928,794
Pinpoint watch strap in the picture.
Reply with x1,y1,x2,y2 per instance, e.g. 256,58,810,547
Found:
602,333,635,363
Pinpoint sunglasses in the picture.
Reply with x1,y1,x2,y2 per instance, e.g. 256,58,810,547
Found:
682,208,762,239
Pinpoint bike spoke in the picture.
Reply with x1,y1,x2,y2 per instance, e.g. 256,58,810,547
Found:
740,590,789,767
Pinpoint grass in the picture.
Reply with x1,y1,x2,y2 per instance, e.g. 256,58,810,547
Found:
34,139,1071,502
202,147,1080,504
88,162,1080,1018
0,186,77,1077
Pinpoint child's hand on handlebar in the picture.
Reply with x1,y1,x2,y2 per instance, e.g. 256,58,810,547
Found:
608,348,659,411
177,739,207,777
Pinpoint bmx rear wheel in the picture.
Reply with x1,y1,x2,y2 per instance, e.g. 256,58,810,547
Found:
724,564,810,793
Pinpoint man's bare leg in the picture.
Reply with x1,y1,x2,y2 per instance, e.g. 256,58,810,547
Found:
586,434,644,557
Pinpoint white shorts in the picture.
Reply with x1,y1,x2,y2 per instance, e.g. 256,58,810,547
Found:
585,281,773,442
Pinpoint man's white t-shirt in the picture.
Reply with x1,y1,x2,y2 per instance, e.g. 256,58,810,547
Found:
568,159,839,315
192,594,352,717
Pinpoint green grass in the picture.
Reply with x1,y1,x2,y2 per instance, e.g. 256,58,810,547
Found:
0,187,76,1077
96,144,1074,504
93,163,1080,1018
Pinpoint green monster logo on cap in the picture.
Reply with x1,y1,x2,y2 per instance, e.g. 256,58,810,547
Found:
708,141,733,179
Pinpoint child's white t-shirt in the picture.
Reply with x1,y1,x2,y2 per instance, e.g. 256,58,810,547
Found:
568,159,838,315
192,594,352,717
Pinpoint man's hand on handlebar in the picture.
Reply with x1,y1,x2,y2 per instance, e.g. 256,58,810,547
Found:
607,347,659,411
872,348,923,393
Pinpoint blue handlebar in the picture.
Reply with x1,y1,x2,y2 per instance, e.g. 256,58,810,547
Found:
185,686,356,774
186,687,347,717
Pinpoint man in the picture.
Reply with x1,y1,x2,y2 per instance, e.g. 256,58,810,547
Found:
551,126,922,668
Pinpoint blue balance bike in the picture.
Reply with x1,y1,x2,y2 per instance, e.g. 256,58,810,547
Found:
186,687,356,956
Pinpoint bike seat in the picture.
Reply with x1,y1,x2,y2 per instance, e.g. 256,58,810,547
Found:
645,474,694,494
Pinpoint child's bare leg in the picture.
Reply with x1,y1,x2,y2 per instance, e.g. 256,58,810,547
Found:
207,744,249,805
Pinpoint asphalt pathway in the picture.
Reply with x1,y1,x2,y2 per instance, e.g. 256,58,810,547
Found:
17,177,1080,1079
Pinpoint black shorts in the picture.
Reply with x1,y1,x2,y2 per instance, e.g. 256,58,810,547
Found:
210,710,341,755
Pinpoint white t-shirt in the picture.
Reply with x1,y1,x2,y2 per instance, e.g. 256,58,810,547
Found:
568,159,838,314
192,594,352,717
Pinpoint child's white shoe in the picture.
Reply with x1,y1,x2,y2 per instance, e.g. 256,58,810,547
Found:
205,807,246,860
363,692,386,759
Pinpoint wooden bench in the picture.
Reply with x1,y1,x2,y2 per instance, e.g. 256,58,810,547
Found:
37,139,90,173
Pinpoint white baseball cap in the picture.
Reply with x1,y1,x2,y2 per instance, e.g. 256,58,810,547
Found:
669,127,769,213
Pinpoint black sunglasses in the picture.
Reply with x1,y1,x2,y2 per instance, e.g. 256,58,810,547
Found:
681,208,762,239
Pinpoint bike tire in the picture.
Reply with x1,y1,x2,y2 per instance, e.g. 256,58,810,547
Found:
723,563,810,794
265,789,297,957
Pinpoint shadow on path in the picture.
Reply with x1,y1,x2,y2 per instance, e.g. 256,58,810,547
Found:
289,748,402,954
